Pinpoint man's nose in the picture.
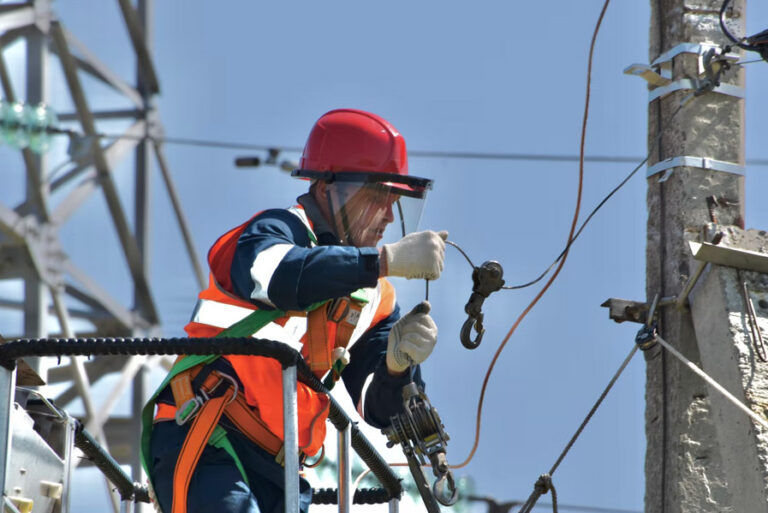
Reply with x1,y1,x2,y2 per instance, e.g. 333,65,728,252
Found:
383,202,395,223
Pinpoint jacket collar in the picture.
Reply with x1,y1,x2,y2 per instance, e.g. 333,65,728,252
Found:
296,193,340,246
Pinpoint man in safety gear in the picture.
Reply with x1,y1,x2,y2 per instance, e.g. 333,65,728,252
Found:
143,108,447,513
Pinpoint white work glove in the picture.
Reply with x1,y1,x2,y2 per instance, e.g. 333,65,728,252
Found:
386,302,438,374
381,230,448,280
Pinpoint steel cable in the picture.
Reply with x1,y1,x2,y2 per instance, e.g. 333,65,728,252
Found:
654,335,768,430
517,345,638,513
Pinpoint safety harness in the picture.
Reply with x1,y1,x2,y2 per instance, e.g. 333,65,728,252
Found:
140,292,367,513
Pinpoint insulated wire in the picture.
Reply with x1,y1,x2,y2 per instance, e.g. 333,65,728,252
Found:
501,101,684,290
450,0,610,470
451,95,686,469
89,130,653,164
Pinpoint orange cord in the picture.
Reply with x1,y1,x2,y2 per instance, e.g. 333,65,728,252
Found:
450,0,613,470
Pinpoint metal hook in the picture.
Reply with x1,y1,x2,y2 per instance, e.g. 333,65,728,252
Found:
460,261,504,350
433,472,459,506
461,315,485,349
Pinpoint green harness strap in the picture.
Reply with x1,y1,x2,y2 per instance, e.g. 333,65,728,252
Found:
140,215,326,489
140,307,285,488
140,285,370,491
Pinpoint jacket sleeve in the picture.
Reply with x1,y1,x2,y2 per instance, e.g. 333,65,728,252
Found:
340,304,426,429
230,209,380,310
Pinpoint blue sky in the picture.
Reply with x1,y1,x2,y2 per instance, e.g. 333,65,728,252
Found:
2,1,768,511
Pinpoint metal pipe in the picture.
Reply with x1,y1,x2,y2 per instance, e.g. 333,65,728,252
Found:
282,365,300,513
337,422,352,513
62,413,76,513
0,366,16,503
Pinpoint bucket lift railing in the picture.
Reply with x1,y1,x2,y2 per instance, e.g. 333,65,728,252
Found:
0,337,403,513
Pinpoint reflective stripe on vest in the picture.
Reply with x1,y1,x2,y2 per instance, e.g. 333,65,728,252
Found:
189,280,388,354
190,298,307,352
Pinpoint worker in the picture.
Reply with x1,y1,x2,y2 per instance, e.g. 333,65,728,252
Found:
143,108,447,513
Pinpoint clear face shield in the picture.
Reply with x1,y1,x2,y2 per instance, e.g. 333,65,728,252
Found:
293,170,433,247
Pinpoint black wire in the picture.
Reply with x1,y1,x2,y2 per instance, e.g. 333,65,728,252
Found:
501,102,686,291
446,240,476,268
98,130,653,164
5,118,767,167
720,0,768,61
720,0,752,51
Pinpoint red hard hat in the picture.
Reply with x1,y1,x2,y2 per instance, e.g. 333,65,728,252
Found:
299,109,408,176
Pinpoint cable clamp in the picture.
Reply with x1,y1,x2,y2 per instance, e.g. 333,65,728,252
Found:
650,42,740,75
635,321,659,351
625,42,742,102
647,156,745,181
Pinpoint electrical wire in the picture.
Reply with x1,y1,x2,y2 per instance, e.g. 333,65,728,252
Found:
78,128,656,164
450,0,613,470
501,102,685,291
7,119,767,168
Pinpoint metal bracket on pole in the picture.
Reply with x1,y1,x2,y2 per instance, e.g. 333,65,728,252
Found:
650,42,740,78
601,297,677,324
647,156,745,181
688,240,768,274
647,79,744,102
625,42,743,102
282,365,300,513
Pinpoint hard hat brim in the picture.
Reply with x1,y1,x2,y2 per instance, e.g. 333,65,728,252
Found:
291,169,432,199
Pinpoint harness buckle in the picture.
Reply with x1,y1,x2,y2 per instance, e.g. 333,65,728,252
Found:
203,372,239,405
174,372,240,425
329,298,351,324
175,397,203,425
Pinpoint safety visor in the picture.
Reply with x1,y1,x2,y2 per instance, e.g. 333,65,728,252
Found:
292,169,433,247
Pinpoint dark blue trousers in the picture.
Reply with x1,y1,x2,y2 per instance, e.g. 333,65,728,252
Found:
149,421,313,513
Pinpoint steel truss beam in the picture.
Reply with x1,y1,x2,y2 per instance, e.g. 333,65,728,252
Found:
0,2,205,511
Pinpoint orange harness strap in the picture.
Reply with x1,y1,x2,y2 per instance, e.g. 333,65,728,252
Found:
222,394,284,457
155,394,284,458
171,393,229,513
306,297,363,378
307,307,331,376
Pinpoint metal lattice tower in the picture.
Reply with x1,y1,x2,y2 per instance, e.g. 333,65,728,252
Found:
0,1,204,509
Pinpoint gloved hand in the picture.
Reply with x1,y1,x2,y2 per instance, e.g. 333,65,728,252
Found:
381,230,448,280
386,302,438,374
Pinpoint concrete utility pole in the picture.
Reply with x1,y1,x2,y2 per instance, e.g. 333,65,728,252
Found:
644,0,768,511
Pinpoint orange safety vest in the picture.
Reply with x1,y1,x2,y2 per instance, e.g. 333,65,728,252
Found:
156,205,396,457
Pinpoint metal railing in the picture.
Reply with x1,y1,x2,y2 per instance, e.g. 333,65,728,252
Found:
0,337,402,512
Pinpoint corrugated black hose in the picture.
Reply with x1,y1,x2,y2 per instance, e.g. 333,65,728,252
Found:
0,336,401,504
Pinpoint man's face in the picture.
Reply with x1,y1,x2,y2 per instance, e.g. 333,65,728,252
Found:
330,184,398,247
